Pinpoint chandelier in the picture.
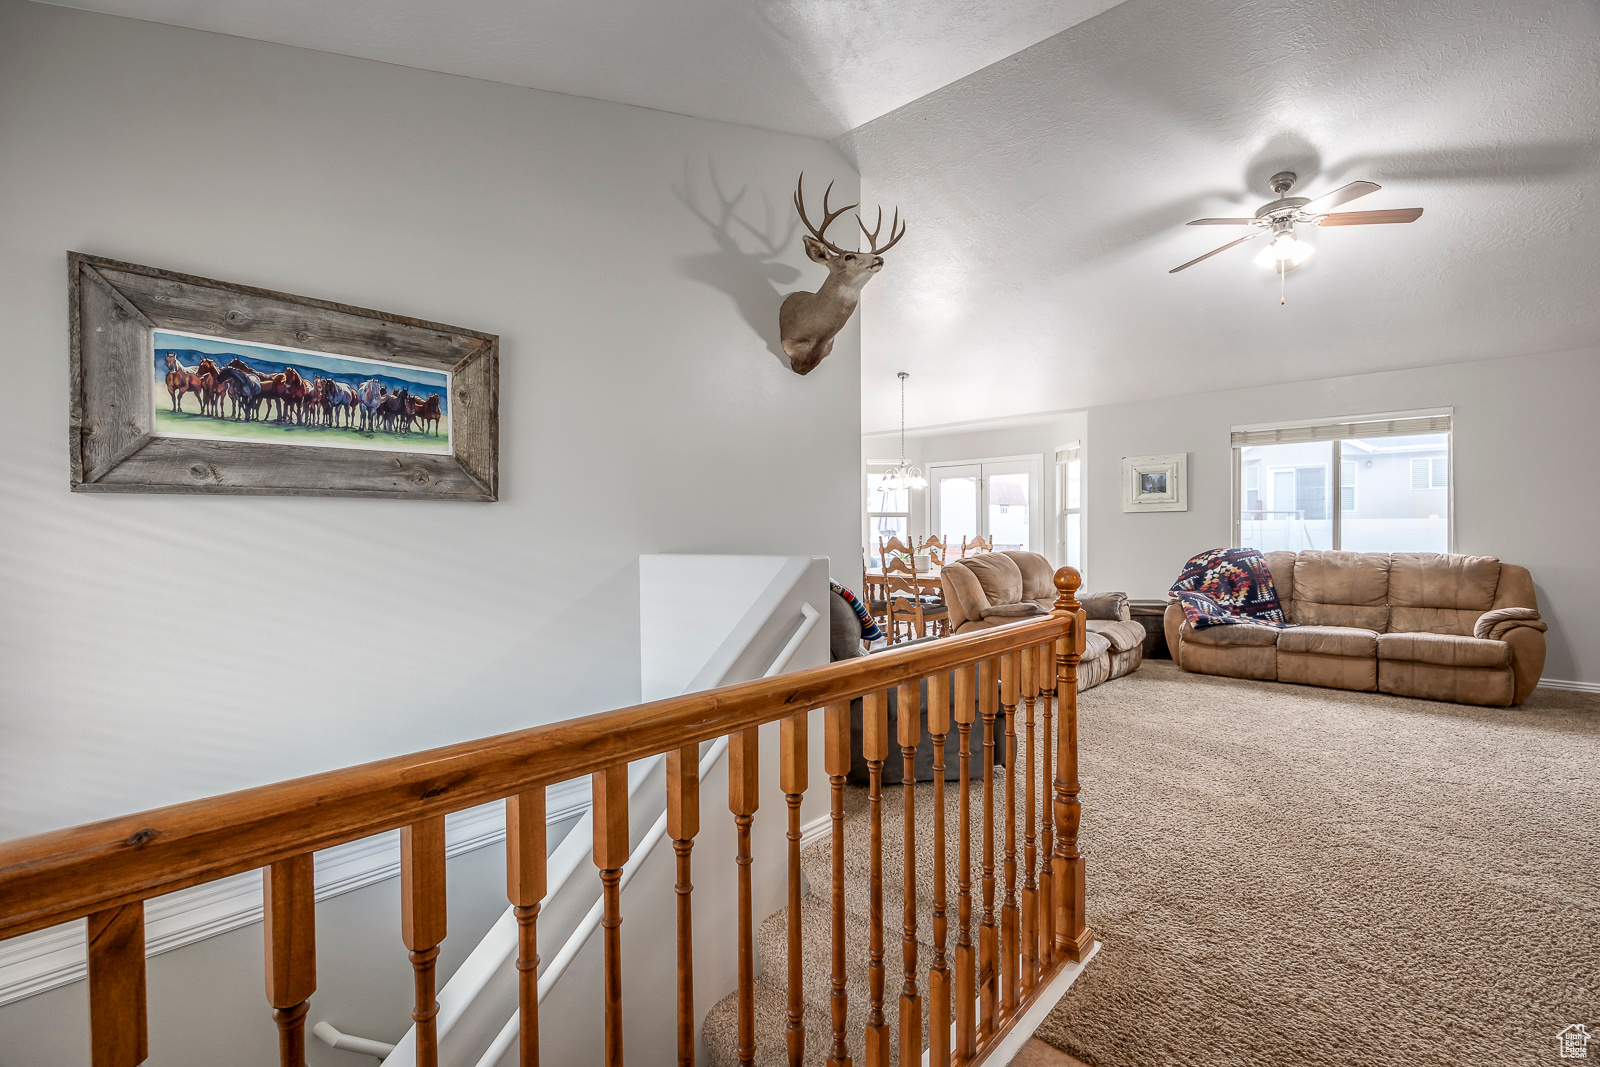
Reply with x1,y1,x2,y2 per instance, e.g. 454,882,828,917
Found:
878,372,927,491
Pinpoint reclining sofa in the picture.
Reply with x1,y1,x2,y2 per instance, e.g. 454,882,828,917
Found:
1163,551,1547,706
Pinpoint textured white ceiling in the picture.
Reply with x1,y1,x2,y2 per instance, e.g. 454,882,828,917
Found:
32,0,1125,138
844,0,1600,432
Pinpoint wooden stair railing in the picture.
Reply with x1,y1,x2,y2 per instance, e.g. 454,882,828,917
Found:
0,568,1095,1067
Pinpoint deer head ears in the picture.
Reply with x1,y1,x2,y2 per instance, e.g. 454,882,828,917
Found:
802,235,834,264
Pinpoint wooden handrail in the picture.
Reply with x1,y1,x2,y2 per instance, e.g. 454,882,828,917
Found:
0,613,1071,943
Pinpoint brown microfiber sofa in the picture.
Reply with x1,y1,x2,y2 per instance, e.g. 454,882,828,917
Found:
1162,551,1547,706
940,550,1146,690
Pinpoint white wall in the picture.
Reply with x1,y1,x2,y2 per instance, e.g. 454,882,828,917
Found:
862,411,1086,568
1086,348,1599,684
0,3,861,1059
0,0,861,843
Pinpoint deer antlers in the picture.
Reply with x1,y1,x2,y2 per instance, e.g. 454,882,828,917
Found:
794,174,857,255
858,205,906,254
794,173,906,256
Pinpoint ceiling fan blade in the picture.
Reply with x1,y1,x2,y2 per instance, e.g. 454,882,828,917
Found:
1186,217,1264,226
1301,180,1380,214
1316,208,1425,226
1169,231,1262,273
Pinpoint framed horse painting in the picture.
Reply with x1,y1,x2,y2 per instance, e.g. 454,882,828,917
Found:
68,253,497,500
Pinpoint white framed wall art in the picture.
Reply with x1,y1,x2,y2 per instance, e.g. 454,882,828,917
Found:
1122,452,1187,512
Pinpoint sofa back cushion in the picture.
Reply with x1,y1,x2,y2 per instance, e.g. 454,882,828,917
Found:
1387,552,1501,635
962,552,1024,607
938,560,988,630
1001,551,1057,604
1262,551,1297,603
1289,550,1391,631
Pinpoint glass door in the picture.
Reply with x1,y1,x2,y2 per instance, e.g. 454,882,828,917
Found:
931,464,980,552
928,458,1044,556
983,459,1036,552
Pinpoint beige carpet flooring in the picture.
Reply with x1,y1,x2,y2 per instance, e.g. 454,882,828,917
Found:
1037,662,1600,1067
702,663,1600,1066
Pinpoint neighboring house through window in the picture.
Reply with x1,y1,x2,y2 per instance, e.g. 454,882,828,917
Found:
1233,411,1452,554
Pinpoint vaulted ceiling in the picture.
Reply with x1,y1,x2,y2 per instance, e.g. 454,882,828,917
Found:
38,0,1600,433
33,0,1125,138
845,0,1600,431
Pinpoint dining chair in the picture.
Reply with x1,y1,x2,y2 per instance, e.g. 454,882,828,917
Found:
885,573,949,642
918,534,948,566
861,548,889,630
878,534,915,568
959,534,994,558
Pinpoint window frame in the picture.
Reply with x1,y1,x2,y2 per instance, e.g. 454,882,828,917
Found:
1056,442,1083,577
864,461,912,569
1230,408,1454,554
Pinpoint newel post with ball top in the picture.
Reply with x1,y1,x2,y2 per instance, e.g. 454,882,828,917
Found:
1048,567,1094,962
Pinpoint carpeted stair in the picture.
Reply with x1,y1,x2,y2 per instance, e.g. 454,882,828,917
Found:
703,720,1052,1067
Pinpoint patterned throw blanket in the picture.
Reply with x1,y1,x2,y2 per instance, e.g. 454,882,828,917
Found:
831,581,884,641
1169,548,1289,629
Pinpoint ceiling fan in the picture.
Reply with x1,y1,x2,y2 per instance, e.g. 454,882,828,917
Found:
1170,171,1423,295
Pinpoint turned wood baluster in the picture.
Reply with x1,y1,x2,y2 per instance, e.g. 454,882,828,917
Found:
781,713,809,1067
730,727,760,1067
402,816,447,1067
927,670,953,1067
1020,647,1039,994
507,788,547,1067
264,854,316,1067
824,704,854,1067
1037,640,1056,968
863,691,890,1067
952,666,976,1066
1051,569,1095,963
667,745,699,1067
87,902,147,1067
594,764,630,1067
978,658,999,1041
1000,652,1020,1018
897,679,923,1067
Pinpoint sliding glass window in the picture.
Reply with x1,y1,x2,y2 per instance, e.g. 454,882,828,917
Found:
1234,414,1451,554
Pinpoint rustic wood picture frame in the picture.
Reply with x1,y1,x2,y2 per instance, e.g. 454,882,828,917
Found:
68,253,498,500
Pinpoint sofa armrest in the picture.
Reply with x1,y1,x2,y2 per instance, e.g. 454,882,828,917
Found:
1081,591,1131,622
1473,606,1546,642
1501,625,1547,705
1163,601,1185,667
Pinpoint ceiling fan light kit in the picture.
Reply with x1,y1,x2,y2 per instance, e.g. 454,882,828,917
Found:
1171,170,1424,303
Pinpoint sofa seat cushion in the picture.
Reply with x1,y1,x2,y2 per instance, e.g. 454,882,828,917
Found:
1276,625,1378,658
1087,618,1146,654
1183,622,1281,648
1377,632,1510,669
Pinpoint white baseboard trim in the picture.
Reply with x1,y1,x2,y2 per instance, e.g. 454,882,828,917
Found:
1539,678,1600,694
0,779,591,1007
798,811,833,851
986,941,1101,1066
918,941,1101,1067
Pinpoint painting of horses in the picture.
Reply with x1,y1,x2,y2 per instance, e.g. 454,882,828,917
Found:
152,330,451,455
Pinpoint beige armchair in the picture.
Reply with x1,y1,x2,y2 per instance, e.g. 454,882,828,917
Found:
940,550,1146,691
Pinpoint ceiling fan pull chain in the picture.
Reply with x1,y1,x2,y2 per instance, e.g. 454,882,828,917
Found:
1280,258,1286,306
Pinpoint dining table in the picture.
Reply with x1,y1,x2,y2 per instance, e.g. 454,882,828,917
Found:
864,566,943,593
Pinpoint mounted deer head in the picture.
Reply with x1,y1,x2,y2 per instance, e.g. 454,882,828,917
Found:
779,173,906,375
